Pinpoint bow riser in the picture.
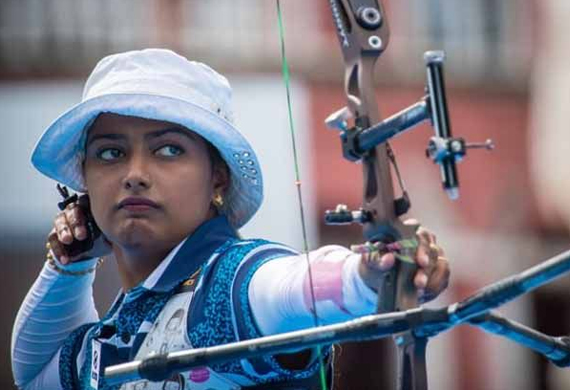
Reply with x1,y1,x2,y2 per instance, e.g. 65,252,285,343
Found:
330,0,419,314
328,2,426,390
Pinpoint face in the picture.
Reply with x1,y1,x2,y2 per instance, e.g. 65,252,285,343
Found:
83,113,225,252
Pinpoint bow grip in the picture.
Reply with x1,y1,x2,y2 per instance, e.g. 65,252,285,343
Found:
376,223,419,313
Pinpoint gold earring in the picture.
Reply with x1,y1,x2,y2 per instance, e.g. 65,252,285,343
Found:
212,193,224,208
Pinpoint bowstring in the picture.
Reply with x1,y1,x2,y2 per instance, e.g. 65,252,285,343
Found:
275,1,328,389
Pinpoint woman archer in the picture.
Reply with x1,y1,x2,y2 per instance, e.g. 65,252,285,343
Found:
11,48,450,390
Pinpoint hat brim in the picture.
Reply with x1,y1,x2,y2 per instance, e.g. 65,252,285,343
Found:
31,93,263,228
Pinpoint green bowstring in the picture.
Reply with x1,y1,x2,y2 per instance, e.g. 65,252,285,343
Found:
275,1,328,389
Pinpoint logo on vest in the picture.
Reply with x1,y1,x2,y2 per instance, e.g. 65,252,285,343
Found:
189,367,210,383
91,340,102,389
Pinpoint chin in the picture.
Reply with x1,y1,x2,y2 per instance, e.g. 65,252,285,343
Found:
113,219,160,248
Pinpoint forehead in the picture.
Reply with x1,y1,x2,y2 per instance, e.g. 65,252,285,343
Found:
86,112,202,144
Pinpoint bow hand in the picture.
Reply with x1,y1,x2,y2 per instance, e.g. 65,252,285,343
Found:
355,220,450,304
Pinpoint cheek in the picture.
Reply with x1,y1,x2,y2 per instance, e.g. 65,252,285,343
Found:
168,169,213,206
83,168,117,228
164,166,214,217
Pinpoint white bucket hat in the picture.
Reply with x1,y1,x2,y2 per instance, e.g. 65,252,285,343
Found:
31,48,263,228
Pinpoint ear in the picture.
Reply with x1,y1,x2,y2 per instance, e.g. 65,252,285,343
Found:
212,163,230,195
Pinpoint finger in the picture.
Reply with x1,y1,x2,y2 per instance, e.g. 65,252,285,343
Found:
414,226,434,268
54,213,74,245
47,229,69,264
417,226,436,246
417,239,441,270
64,204,87,240
414,269,429,289
403,218,419,226
363,252,395,272
424,257,450,297
415,242,430,268
428,243,440,263
427,242,445,267
379,253,395,271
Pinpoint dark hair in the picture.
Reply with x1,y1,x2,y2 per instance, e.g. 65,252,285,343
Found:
204,140,230,193
205,141,226,171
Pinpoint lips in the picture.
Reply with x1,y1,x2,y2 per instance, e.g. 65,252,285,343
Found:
117,197,160,211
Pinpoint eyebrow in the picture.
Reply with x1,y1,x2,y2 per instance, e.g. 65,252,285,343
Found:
145,127,197,141
86,127,197,146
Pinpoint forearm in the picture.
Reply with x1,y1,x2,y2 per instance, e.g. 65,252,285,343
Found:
248,245,376,336
11,257,99,389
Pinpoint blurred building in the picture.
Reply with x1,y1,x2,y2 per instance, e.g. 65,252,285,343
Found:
0,0,534,85
2,1,568,390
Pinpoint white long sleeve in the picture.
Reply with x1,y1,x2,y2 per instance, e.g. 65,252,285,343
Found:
11,258,99,389
248,245,377,336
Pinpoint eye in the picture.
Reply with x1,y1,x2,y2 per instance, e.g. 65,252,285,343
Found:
96,148,124,161
155,145,184,157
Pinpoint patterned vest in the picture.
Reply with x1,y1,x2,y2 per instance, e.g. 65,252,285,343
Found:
59,239,328,390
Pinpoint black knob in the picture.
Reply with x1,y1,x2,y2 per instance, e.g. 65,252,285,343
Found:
357,7,382,29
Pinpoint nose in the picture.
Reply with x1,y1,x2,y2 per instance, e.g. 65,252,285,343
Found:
122,153,152,191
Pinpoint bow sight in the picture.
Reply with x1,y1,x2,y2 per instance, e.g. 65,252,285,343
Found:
324,50,494,226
